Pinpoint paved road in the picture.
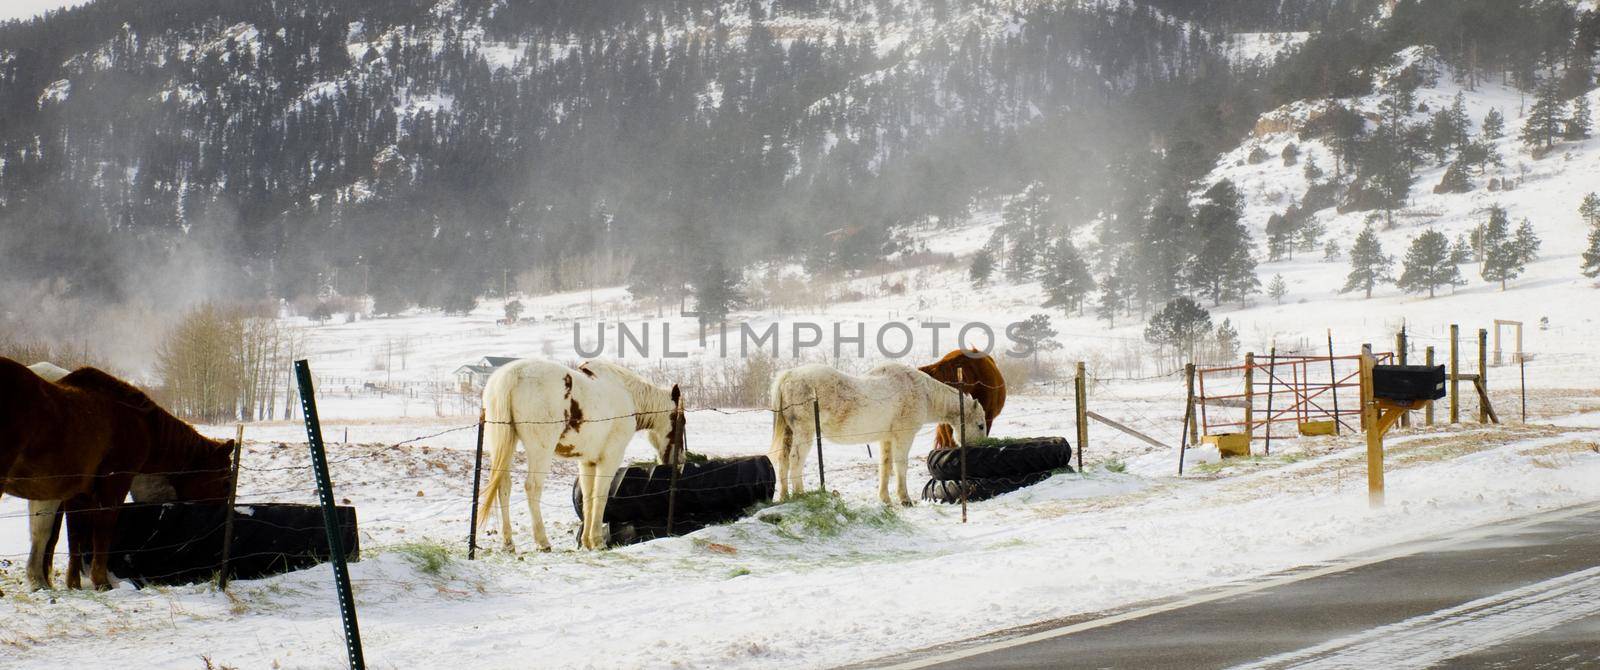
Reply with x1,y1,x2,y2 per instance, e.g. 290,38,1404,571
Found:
869,503,1600,669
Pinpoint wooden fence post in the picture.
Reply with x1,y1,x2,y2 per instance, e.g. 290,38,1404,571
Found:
1074,361,1087,472
1450,324,1460,424
217,424,244,590
1185,362,1198,444
1520,356,1527,423
1360,351,1383,507
1425,346,1436,426
468,409,485,559
1397,328,1410,428
1243,352,1256,441
1478,328,1489,424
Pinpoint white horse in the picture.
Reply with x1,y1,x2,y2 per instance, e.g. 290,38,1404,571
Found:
769,363,986,506
476,359,683,551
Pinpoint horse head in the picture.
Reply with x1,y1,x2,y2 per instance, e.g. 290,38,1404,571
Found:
649,384,686,466
958,392,988,441
167,437,236,502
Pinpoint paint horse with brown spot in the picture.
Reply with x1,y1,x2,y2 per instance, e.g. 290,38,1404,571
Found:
768,363,986,506
476,359,683,551
919,349,1007,450
0,359,234,590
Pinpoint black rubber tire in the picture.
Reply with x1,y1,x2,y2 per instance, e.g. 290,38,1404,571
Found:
111,502,359,587
574,512,731,548
925,437,1073,480
572,455,775,525
920,471,1058,504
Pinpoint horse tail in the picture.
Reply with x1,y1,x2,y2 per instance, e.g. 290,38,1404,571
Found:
476,369,519,530
768,369,792,465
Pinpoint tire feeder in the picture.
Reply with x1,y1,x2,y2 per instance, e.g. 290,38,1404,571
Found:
572,455,775,547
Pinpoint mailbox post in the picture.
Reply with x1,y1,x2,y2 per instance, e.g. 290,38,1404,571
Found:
1362,361,1447,507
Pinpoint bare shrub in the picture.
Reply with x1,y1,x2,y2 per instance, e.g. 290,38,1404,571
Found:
155,303,300,422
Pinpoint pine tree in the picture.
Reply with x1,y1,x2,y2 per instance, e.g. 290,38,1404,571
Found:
1397,229,1463,298
1267,274,1288,304
1434,160,1473,194
1480,206,1539,290
1144,297,1212,366
1214,319,1240,362
1482,108,1505,141
1451,234,1474,265
1581,193,1600,229
1096,258,1129,328
1582,226,1600,280
691,253,744,325
1040,238,1095,316
1189,180,1260,305
1324,240,1342,262
1002,182,1052,281
1302,155,1324,182
1341,224,1393,298
969,249,995,287
1520,80,1567,151
1567,94,1593,141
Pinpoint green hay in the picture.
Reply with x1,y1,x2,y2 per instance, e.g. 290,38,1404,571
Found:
751,490,907,539
392,540,455,576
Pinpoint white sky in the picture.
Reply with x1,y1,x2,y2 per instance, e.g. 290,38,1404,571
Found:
1,0,92,23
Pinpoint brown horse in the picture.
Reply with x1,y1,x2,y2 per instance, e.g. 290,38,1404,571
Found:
1,358,235,590
919,349,1006,449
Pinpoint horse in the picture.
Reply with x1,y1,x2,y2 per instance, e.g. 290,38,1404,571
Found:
918,349,1007,450
475,359,683,551
22,362,183,591
768,363,986,506
1,359,235,590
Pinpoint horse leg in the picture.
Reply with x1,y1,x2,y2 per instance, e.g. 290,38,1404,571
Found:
497,480,514,552
65,507,89,590
523,447,554,552
788,418,810,497
88,508,117,591
893,431,916,507
27,499,62,590
584,451,624,550
578,461,601,549
877,438,894,505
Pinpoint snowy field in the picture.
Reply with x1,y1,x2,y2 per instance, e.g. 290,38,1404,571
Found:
5,37,1600,669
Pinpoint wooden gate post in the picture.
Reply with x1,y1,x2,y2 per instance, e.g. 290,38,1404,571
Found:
1243,352,1256,440
1327,332,1341,435
1478,328,1489,424
1074,361,1087,472
1360,351,1383,507
1450,325,1460,424
1424,346,1436,426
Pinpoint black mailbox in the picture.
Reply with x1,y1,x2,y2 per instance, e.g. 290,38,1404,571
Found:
1372,364,1447,402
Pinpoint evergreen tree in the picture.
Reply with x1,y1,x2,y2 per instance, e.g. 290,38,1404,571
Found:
1001,182,1052,281
1189,180,1260,305
1341,224,1393,298
1480,206,1539,290
1214,318,1240,363
1581,193,1600,229
969,249,995,287
1281,143,1300,167
1396,229,1463,298
1324,240,1342,262
691,253,744,326
1451,234,1474,265
1569,94,1594,140
1302,155,1324,182
1096,258,1129,328
1482,108,1505,141
1040,238,1095,316
1520,79,1568,151
1582,226,1600,280
1434,160,1473,194
1013,314,1060,369
1144,297,1212,366
1267,274,1288,304
1296,216,1326,253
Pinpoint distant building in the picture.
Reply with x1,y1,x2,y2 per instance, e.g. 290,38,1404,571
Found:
454,356,519,392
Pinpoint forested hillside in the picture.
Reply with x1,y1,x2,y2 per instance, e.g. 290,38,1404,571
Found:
0,0,1593,326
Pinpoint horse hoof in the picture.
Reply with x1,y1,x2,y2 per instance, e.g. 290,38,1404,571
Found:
900,500,915,508
537,545,552,553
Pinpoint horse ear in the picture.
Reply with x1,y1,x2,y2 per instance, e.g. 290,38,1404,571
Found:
670,384,681,406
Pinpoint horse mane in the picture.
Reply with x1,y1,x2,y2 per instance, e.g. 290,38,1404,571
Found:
578,360,675,431
58,367,223,464
918,349,1006,425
